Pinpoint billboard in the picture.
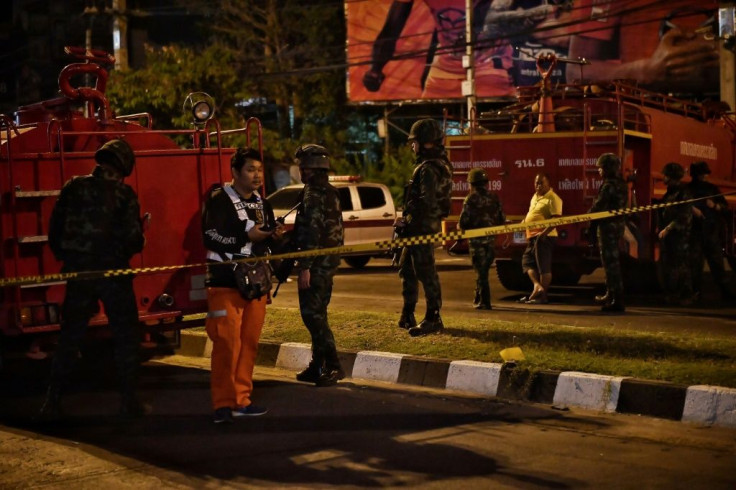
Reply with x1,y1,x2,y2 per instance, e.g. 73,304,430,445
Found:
346,0,721,103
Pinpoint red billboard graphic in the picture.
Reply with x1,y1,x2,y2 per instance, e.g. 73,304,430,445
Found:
346,0,720,103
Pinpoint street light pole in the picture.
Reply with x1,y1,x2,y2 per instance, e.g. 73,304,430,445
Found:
464,0,476,127
112,0,129,70
719,3,735,111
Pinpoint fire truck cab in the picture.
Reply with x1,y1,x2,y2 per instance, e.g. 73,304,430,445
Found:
445,66,736,292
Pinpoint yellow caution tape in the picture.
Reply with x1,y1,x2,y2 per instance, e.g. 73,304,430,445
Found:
0,191,732,288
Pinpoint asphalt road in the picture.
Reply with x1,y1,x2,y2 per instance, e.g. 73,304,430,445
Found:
1,356,735,489
267,251,736,337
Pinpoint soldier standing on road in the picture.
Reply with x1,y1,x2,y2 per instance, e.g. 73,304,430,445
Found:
458,168,505,310
292,144,346,387
202,147,282,424
688,161,735,301
658,162,695,306
588,153,628,313
396,118,453,337
40,139,146,420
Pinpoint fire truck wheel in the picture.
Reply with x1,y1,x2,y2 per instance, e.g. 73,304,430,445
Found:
344,256,371,269
496,259,533,291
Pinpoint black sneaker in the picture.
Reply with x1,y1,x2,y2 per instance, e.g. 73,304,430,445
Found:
315,367,346,387
213,407,234,424
232,405,268,417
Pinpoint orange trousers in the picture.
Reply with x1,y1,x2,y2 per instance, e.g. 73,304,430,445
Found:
205,288,266,410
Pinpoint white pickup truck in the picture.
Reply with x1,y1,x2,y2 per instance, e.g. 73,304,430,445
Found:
266,177,397,268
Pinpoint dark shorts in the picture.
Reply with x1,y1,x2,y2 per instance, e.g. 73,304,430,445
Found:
522,235,555,274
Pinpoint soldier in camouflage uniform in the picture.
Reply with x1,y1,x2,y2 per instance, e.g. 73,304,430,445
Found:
658,162,695,306
458,168,505,310
687,161,735,301
396,118,454,337
587,153,628,313
40,139,146,420
292,144,346,387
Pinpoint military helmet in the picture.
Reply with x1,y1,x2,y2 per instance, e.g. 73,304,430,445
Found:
689,161,711,177
95,139,135,177
467,168,488,184
595,153,621,172
294,144,330,169
407,118,443,144
662,162,685,180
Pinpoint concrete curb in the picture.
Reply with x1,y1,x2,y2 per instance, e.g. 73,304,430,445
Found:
177,332,735,428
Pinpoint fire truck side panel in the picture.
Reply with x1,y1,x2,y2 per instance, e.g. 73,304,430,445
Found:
446,86,736,291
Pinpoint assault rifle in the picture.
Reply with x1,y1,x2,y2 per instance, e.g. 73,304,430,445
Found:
269,202,301,297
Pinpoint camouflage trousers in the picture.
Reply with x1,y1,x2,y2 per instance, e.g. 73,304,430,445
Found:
298,267,339,368
659,230,693,300
470,239,494,306
50,273,141,396
597,224,624,295
399,243,442,314
690,229,728,293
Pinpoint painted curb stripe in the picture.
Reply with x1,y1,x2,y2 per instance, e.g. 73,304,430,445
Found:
553,372,626,413
175,334,735,428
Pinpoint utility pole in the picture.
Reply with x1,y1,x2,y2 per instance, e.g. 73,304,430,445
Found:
719,3,735,111
462,0,476,126
111,0,129,70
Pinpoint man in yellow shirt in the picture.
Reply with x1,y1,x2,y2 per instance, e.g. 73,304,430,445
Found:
520,173,562,304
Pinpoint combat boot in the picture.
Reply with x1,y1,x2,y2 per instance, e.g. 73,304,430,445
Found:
409,310,444,337
594,290,610,304
601,293,625,313
398,306,417,330
315,364,345,387
296,360,323,383
36,387,64,422
474,289,491,310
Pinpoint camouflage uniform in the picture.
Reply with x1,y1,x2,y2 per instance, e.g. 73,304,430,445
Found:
45,141,144,416
688,174,733,299
659,181,694,304
459,184,505,309
400,147,453,325
588,175,628,305
294,171,344,376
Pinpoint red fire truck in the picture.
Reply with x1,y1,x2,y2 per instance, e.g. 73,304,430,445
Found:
445,57,736,292
0,48,258,356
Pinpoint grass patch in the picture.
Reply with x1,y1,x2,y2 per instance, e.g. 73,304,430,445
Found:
197,306,736,388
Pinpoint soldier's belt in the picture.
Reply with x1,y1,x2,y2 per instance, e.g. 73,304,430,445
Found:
1,191,733,288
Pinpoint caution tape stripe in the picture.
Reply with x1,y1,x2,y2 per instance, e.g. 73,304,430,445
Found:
1,191,732,288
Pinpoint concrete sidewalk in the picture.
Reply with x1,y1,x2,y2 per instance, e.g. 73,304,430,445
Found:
177,330,736,428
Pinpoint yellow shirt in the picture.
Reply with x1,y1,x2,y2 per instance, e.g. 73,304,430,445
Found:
524,189,563,238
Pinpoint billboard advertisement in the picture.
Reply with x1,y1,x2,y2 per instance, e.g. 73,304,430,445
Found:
346,0,721,103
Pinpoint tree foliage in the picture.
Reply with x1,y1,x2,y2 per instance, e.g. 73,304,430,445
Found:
105,0,399,189
106,43,247,131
